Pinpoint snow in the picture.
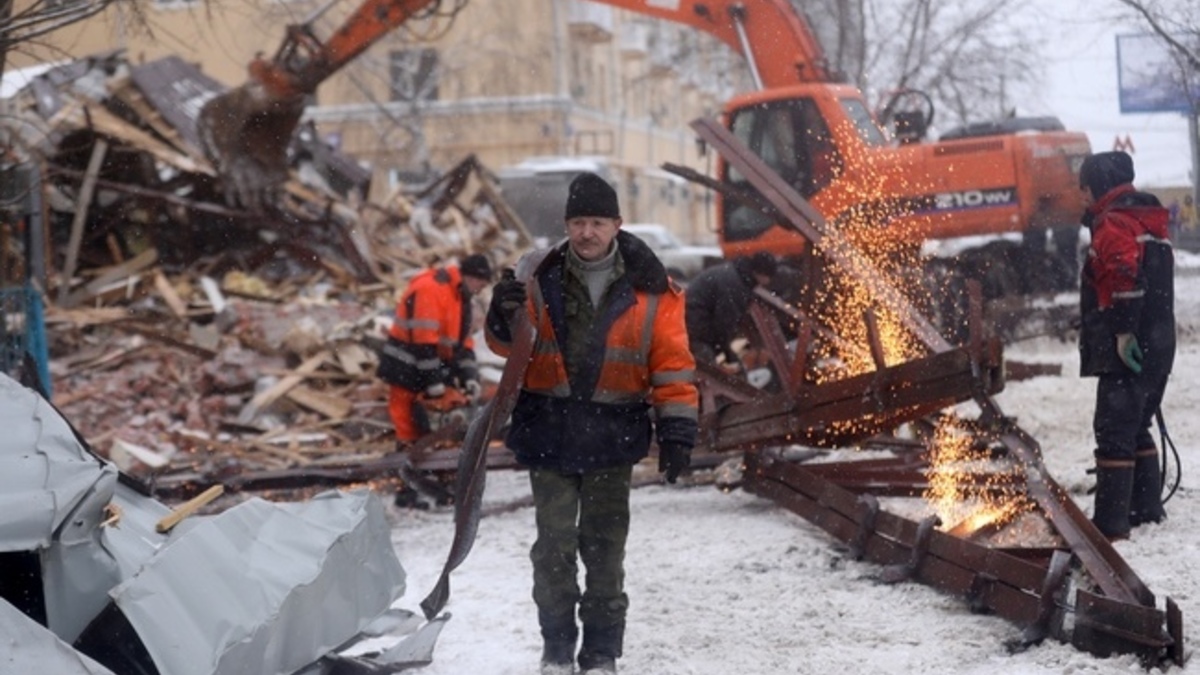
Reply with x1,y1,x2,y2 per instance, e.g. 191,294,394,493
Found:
382,267,1200,675
0,61,60,99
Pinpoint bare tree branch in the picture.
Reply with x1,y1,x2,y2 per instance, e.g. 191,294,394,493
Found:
1115,0,1200,72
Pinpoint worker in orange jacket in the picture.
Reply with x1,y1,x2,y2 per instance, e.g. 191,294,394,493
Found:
378,254,493,445
485,172,697,675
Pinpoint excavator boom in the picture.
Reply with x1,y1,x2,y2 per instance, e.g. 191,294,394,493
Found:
590,0,833,87
197,0,446,210
198,0,835,211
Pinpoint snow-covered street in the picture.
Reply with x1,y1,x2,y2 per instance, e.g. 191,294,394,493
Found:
383,259,1200,675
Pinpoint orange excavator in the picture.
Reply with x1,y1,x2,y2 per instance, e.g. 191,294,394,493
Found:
198,0,1090,302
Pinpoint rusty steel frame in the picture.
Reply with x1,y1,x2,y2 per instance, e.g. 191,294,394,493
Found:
686,116,1183,666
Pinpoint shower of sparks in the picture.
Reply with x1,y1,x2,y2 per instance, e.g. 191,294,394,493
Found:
923,416,1031,534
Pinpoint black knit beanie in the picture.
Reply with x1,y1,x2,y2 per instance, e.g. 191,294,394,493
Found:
564,172,620,220
747,251,778,278
460,253,493,281
1079,151,1135,200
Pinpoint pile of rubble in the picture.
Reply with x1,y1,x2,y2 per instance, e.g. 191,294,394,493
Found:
0,51,535,500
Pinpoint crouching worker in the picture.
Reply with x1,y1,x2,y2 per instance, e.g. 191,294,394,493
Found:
684,251,778,369
1077,151,1175,539
485,172,698,674
378,253,493,507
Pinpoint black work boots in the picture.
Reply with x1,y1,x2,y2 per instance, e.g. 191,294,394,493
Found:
540,640,575,675
1092,457,1135,539
1130,447,1167,526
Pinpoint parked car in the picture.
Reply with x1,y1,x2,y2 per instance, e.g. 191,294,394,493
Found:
621,224,723,281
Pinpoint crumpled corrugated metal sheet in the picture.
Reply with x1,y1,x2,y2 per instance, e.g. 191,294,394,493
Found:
0,372,115,552
0,597,117,675
0,371,130,642
126,54,224,154
110,489,405,675
0,372,428,673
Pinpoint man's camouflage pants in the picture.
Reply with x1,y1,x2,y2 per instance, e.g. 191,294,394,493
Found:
529,464,632,661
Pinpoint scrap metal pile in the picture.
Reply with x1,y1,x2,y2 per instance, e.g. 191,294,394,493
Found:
672,118,1184,666
0,52,533,499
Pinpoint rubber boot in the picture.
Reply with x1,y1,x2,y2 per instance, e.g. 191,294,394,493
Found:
539,612,577,675
1130,448,1167,526
540,641,575,675
392,442,430,510
578,623,621,674
1092,457,1135,540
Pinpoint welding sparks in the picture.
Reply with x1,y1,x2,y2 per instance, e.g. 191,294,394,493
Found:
923,416,1030,534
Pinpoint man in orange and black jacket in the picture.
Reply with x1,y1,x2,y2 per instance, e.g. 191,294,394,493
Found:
1078,151,1175,539
378,254,492,503
485,172,697,675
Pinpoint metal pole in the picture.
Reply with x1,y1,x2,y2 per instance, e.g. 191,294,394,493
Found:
1190,107,1199,229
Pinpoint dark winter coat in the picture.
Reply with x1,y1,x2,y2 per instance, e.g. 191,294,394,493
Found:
485,231,699,473
683,258,761,360
1079,184,1175,377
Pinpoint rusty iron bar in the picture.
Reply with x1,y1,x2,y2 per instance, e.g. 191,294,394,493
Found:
746,301,798,392
750,286,866,363
980,405,1155,605
743,451,1175,661
697,344,1001,451
745,451,1048,625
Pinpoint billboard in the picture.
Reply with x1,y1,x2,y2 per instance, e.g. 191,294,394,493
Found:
1116,33,1200,114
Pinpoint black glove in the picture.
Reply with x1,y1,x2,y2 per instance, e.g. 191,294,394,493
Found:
658,443,692,484
451,347,479,385
490,274,527,326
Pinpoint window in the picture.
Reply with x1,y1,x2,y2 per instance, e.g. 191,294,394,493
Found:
723,97,846,242
839,97,887,147
389,48,439,103
150,0,199,9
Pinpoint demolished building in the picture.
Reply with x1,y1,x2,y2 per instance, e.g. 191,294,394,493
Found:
0,51,534,499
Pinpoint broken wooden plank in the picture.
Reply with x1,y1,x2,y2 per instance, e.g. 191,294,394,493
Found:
249,442,312,467
285,384,353,420
61,247,159,308
153,271,189,318
113,321,216,359
58,138,109,305
156,485,224,533
334,343,371,376
236,350,330,424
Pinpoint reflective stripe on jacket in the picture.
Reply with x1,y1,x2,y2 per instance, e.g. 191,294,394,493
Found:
384,266,473,390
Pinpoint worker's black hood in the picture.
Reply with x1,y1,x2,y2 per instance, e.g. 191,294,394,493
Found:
1080,151,1135,200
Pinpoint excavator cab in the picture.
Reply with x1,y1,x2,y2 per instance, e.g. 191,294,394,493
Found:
719,87,873,250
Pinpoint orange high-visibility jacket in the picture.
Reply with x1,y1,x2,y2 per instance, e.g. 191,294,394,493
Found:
486,233,698,472
381,265,474,391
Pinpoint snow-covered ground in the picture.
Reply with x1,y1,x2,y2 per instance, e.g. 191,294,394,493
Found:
383,256,1200,675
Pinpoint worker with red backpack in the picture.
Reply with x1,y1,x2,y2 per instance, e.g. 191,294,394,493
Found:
1078,151,1176,539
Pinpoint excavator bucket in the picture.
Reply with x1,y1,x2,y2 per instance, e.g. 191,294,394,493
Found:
196,80,306,212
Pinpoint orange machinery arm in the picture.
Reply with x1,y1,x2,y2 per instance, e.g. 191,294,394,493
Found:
588,0,832,87
253,0,443,100
258,0,830,99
